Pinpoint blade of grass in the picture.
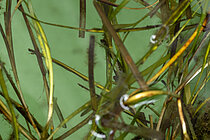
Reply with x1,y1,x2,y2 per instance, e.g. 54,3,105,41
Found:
79,0,86,38
109,0,130,20
18,7,103,33
55,114,92,140
154,0,194,44
88,35,98,111
187,0,209,60
128,53,169,95
183,64,191,104
193,97,210,116
94,0,148,90
167,2,202,47
87,76,130,139
129,51,169,84
0,64,19,140
182,105,197,139
0,99,37,140
52,58,109,91
169,60,209,97
171,123,180,139
101,117,164,139
29,49,109,92
115,24,161,32
47,102,91,140
159,0,170,23
147,17,207,85
27,1,54,129
17,2,51,137
0,91,44,133
4,0,13,54
125,90,179,105
121,0,162,43
155,98,168,131
0,22,40,137
0,62,45,133
117,107,145,139
3,0,39,136
98,0,159,10
191,36,210,97
156,100,179,134
189,30,209,65
54,97,67,128
177,99,190,139
149,115,153,129
18,3,50,102
17,7,161,33
191,66,210,105
135,0,161,18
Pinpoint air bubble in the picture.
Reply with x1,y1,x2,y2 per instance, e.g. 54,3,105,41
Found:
91,130,106,139
119,94,130,110
150,35,157,44
95,114,101,126
109,130,114,135
88,120,92,125
132,99,157,108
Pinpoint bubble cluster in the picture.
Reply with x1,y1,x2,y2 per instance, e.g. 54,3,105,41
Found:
91,130,106,139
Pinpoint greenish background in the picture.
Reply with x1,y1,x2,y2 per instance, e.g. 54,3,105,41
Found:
0,0,209,139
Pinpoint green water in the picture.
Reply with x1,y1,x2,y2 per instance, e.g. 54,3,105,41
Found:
0,0,209,139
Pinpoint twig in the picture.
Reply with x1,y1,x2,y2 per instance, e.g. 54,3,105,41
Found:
88,36,98,111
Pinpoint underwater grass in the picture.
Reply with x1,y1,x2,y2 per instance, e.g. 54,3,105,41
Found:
0,0,209,139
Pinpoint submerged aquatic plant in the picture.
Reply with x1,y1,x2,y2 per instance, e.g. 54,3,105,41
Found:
0,0,209,139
